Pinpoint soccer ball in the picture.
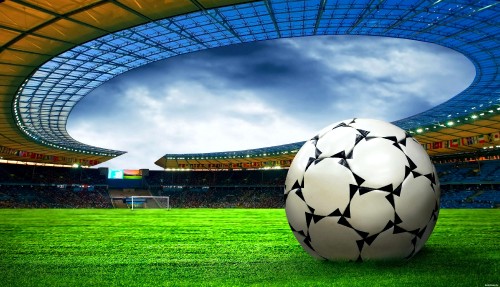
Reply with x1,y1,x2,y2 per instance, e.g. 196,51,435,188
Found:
285,118,440,261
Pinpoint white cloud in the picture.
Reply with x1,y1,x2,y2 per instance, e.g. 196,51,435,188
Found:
68,81,314,170
284,35,475,106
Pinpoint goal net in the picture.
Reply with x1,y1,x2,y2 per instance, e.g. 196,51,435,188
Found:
125,196,170,210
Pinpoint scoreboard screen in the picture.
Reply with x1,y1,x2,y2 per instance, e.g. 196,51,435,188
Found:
108,169,142,180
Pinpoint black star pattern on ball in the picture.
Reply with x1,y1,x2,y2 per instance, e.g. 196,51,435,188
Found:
288,224,326,260
310,134,320,146
304,123,371,175
332,122,349,130
284,178,305,202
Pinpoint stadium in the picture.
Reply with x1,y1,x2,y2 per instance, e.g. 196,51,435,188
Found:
0,0,498,286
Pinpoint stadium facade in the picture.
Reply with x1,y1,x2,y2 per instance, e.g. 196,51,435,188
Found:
0,0,498,169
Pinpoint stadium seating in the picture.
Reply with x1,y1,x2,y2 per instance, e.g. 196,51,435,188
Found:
149,185,283,208
440,187,498,208
435,160,500,183
146,169,286,187
0,161,499,208
0,163,106,185
0,185,111,208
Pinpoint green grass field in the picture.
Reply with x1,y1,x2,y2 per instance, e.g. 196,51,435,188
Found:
0,208,498,287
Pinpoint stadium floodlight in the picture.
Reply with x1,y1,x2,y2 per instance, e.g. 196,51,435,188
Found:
129,196,170,211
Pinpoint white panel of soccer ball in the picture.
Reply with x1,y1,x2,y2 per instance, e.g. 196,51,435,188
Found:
284,118,440,261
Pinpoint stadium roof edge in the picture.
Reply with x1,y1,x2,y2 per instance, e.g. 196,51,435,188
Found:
0,0,498,168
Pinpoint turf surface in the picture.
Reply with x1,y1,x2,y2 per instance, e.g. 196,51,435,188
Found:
0,208,498,286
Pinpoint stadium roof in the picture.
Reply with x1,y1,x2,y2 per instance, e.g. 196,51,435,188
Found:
0,0,498,168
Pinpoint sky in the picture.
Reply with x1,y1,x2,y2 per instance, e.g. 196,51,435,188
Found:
66,35,475,170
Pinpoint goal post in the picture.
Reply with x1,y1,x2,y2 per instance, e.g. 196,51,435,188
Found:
129,196,170,210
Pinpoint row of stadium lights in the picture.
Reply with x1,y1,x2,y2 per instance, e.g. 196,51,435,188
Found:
13,81,117,158
165,150,297,161
0,158,84,168
165,166,284,171
482,146,500,150
411,106,499,134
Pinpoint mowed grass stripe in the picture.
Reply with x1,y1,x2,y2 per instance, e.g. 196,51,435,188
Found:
0,209,498,286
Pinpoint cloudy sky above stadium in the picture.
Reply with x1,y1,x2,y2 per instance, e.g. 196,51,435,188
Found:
67,35,475,170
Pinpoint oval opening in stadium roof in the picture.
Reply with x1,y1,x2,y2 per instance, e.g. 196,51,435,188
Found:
66,35,475,169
